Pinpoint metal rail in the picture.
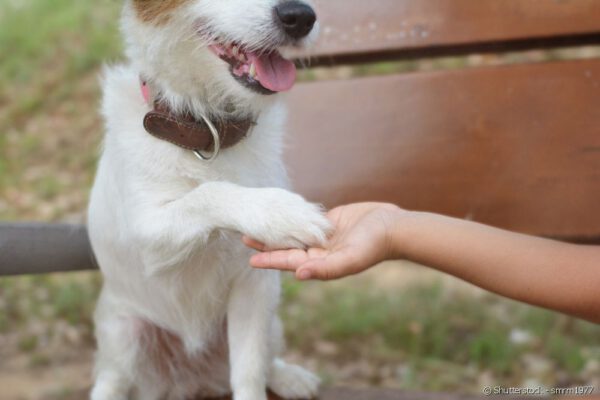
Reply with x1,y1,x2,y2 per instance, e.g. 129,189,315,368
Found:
0,223,96,276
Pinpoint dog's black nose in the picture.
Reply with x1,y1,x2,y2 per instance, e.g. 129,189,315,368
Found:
274,1,317,40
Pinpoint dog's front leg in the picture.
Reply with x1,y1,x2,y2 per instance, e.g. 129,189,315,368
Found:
228,269,280,400
132,181,330,275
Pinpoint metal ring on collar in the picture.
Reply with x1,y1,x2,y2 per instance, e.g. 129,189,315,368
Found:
193,115,221,162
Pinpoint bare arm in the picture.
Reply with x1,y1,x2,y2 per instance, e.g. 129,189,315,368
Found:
393,210,600,323
245,203,600,324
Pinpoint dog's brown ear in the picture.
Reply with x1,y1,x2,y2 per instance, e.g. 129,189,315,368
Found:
132,0,191,25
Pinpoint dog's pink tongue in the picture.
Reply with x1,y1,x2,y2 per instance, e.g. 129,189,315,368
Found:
251,51,297,92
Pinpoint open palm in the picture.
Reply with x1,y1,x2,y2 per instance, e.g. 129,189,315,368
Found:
244,202,401,280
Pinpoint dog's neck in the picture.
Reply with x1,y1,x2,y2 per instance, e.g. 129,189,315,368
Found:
140,77,257,157
141,76,256,120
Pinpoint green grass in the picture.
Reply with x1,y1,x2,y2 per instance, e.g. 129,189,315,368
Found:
1,273,598,392
0,0,122,221
0,0,122,121
0,273,100,330
281,277,600,390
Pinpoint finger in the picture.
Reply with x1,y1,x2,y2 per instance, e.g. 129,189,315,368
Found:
306,247,330,259
250,249,311,271
296,250,357,281
242,236,267,251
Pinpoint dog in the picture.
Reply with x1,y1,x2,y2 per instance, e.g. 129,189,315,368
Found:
87,1,330,399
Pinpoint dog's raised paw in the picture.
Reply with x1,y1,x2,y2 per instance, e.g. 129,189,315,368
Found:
268,359,320,400
244,188,332,250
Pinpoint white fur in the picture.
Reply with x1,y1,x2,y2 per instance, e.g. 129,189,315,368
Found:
88,1,325,399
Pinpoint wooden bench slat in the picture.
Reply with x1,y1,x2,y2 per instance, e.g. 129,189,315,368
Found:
58,388,478,400
299,0,600,64
318,388,480,400
286,59,600,242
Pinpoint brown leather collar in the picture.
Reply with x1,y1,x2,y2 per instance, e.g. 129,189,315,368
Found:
141,80,255,154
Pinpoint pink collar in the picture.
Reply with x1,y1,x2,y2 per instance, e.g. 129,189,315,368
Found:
140,79,151,104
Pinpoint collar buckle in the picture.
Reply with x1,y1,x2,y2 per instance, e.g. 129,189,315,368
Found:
193,115,221,162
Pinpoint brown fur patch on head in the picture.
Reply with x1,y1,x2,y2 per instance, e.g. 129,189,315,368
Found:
133,0,191,25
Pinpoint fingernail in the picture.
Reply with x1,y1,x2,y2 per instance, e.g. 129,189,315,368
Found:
298,269,312,280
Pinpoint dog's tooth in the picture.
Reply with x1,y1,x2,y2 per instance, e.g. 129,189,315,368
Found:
232,46,239,57
239,53,247,62
249,63,256,78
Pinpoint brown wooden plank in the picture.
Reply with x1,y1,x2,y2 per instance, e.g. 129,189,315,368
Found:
296,0,600,64
285,59,600,242
318,388,481,400
51,387,600,400
58,388,479,400
211,389,476,400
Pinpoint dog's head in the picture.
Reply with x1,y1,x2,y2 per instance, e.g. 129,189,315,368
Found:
123,0,318,109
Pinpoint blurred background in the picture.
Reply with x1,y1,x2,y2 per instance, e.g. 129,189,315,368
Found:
1,1,600,399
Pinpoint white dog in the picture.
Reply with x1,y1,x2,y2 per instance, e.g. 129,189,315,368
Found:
87,1,330,399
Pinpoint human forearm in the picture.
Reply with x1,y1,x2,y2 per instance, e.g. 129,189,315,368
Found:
393,210,600,323
246,202,600,323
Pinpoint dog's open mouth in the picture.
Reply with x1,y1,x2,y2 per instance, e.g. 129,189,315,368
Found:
209,43,297,95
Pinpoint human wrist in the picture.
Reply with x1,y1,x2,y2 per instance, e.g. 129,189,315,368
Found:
386,208,422,261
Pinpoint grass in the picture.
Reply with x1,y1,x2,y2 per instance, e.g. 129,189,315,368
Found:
1,271,598,394
0,0,599,397
281,275,600,391
0,273,100,331
0,0,122,221
0,0,121,112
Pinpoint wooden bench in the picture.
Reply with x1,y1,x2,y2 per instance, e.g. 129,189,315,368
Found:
285,0,600,244
57,388,482,400
2,1,600,399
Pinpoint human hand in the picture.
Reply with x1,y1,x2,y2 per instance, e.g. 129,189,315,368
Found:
243,202,403,280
